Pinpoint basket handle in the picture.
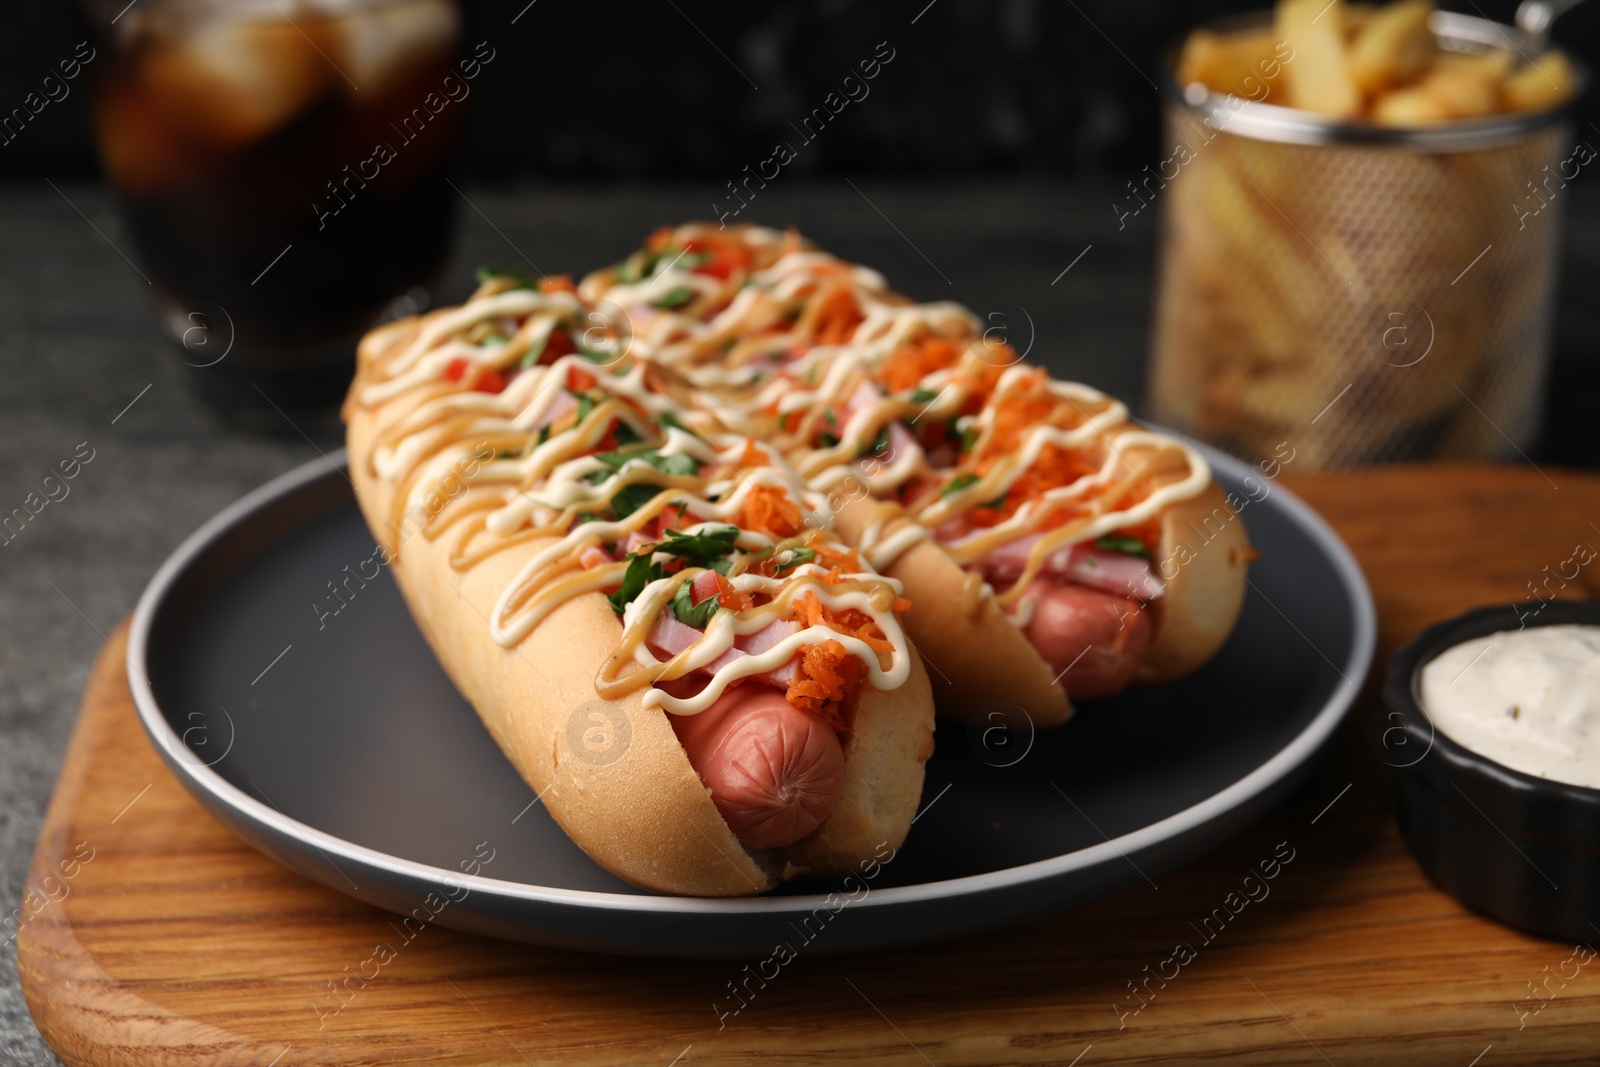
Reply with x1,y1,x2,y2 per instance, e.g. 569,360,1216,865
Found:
1516,0,1585,52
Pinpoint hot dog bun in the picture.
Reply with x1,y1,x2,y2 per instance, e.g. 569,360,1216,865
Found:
830,497,1074,728
826,434,1251,723
346,318,934,897
1139,478,1252,684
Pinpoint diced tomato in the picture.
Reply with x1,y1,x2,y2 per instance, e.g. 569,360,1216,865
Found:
568,366,598,392
685,237,749,280
713,572,751,610
443,357,504,392
541,329,575,365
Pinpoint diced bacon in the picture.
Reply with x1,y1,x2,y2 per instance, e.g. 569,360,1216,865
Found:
741,620,803,686
977,533,1043,580
845,380,880,419
647,612,704,657
882,419,919,465
738,619,799,656
533,389,577,432
975,537,1165,601
1053,548,1165,601
647,610,747,677
754,659,801,687
644,611,805,687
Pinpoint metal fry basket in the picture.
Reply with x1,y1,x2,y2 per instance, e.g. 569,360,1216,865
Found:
1148,11,1580,468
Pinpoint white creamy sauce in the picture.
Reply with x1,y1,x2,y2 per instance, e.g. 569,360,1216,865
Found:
1420,624,1600,788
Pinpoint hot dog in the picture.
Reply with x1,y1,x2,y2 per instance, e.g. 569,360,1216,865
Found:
581,224,1253,726
343,276,934,896
672,684,845,849
1019,578,1155,700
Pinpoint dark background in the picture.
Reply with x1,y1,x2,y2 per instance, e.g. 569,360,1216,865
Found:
0,0,1597,462
6,0,1597,179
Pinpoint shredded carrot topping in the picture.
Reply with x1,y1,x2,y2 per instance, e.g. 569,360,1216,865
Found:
799,283,866,347
982,369,1063,460
978,442,1102,521
880,335,963,394
736,436,766,468
784,589,901,729
737,483,804,538
793,591,895,658
786,639,862,730
537,275,577,295
807,538,867,579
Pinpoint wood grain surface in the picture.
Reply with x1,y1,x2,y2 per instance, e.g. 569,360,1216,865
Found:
17,463,1600,1067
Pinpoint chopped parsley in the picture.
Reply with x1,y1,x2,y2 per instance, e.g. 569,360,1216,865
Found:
660,410,701,437
612,420,644,447
606,553,664,614
817,431,841,449
536,424,551,446
774,546,816,572
651,286,694,309
475,264,540,289
518,335,549,368
584,449,701,484
1094,534,1151,559
941,472,981,497
671,578,721,629
655,525,741,567
615,250,659,286
910,388,940,404
571,389,598,425
603,526,740,618
958,424,981,453
860,425,891,459
607,483,665,519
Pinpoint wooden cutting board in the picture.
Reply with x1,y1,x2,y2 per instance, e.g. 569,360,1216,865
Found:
18,464,1600,1067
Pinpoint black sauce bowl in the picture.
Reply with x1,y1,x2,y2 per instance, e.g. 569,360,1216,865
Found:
1383,600,1600,942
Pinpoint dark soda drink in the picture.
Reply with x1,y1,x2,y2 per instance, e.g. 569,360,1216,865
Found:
83,0,470,410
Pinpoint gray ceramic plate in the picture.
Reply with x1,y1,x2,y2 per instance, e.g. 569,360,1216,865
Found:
127,445,1374,958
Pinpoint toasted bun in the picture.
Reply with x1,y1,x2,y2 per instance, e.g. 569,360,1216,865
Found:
1137,477,1252,684
830,497,1074,729
829,440,1252,717
345,320,933,895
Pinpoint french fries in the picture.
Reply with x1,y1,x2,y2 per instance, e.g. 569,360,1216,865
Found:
1503,51,1579,113
1277,0,1362,118
1179,0,1577,125
1348,0,1433,95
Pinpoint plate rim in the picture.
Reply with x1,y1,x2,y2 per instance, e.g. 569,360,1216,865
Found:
128,445,1376,915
